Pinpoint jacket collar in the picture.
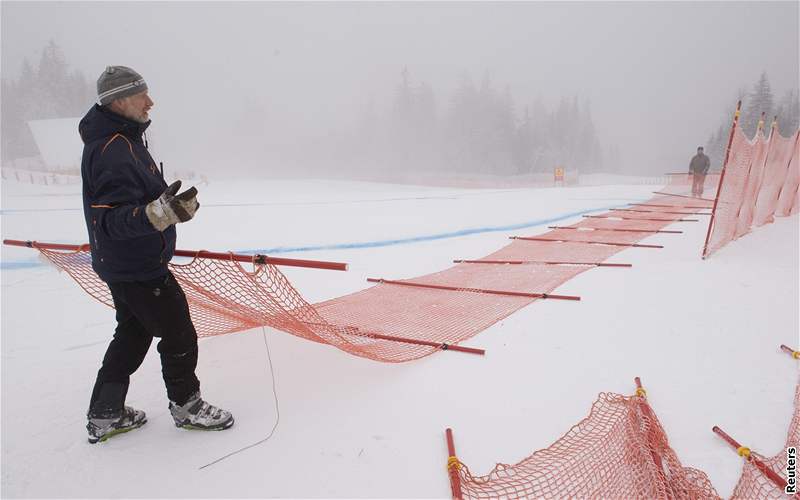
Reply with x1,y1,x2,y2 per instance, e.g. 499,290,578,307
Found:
79,104,151,145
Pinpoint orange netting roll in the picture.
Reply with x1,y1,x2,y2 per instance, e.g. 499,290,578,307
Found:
447,380,720,499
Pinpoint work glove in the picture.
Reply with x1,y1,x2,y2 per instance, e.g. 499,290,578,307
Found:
145,180,199,232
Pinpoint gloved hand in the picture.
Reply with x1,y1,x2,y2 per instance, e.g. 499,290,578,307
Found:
145,180,199,232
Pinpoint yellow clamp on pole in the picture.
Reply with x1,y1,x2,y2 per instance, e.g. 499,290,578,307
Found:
447,456,461,471
734,110,741,119
793,351,800,360
635,387,647,398
737,446,751,459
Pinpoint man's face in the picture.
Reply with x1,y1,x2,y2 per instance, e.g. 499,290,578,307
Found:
697,148,704,154
111,91,154,123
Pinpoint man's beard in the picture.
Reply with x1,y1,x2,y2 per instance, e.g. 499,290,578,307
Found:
129,111,149,124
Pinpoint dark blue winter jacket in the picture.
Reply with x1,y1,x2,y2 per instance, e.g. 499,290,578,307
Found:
79,104,176,283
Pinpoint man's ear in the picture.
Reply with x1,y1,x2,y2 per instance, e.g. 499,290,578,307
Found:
108,97,126,114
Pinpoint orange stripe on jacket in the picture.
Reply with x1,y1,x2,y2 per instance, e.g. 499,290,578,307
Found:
101,133,139,163
90,204,115,208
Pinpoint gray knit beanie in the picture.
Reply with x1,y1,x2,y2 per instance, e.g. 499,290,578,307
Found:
96,66,148,105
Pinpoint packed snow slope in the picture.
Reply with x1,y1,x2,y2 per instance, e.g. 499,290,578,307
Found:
1,177,798,498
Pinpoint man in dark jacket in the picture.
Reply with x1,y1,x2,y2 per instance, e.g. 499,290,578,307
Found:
688,146,711,198
81,66,233,443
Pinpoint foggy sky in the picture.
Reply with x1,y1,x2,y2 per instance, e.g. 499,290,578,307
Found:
2,1,798,176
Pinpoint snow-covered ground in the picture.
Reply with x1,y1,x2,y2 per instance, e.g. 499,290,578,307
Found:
1,177,798,498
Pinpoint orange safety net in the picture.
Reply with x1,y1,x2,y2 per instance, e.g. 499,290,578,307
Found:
447,383,721,499
704,111,800,258
728,379,799,499
448,356,800,500
37,247,368,353
752,127,799,227
733,130,769,239
703,124,758,258
774,132,800,218
31,181,702,362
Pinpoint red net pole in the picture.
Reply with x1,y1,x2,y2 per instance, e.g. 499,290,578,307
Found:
445,428,463,500
703,101,742,259
712,425,788,490
633,377,671,488
3,239,348,271
781,344,800,359
547,226,682,234
583,214,699,222
611,208,710,216
172,249,348,271
652,191,716,203
630,203,711,209
366,277,581,301
634,376,645,397
511,236,663,249
453,259,632,268
355,330,485,356
3,239,91,252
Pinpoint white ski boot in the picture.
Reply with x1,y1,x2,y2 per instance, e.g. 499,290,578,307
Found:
87,406,147,444
169,392,234,431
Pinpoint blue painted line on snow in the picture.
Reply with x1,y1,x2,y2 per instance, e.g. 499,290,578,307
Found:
1,261,43,270
240,202,636,254
2,200,647,269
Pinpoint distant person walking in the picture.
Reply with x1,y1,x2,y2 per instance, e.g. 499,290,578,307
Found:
80,66,233,443
688,146,710,198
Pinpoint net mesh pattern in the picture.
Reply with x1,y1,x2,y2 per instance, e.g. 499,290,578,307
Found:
729,380,800,499
704,121,799,258
734,131,769,239
704,125,758,258
34,179,707,363
774,133,800,218
452,391,721,499
752,130,799,227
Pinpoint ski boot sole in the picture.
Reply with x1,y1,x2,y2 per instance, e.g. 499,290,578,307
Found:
88,418,147,444
175,417,234,431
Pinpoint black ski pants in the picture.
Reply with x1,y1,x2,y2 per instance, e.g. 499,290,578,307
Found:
89,271,200,417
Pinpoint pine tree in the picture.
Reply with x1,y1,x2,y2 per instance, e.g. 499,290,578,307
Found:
577,99,601,172
1,41,94,164
741,72,774,139
775,89,800,134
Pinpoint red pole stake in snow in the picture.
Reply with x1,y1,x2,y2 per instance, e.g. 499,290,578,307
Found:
611,208,710,216
634,377,646,398
367,277,580,301
453,259,632,268
511,236,663,249
781,344,800,359
547,225,683,234
445,428,463,500
630,203,711,210
712,425,788,490
583,214,699,222
651,191,715,203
